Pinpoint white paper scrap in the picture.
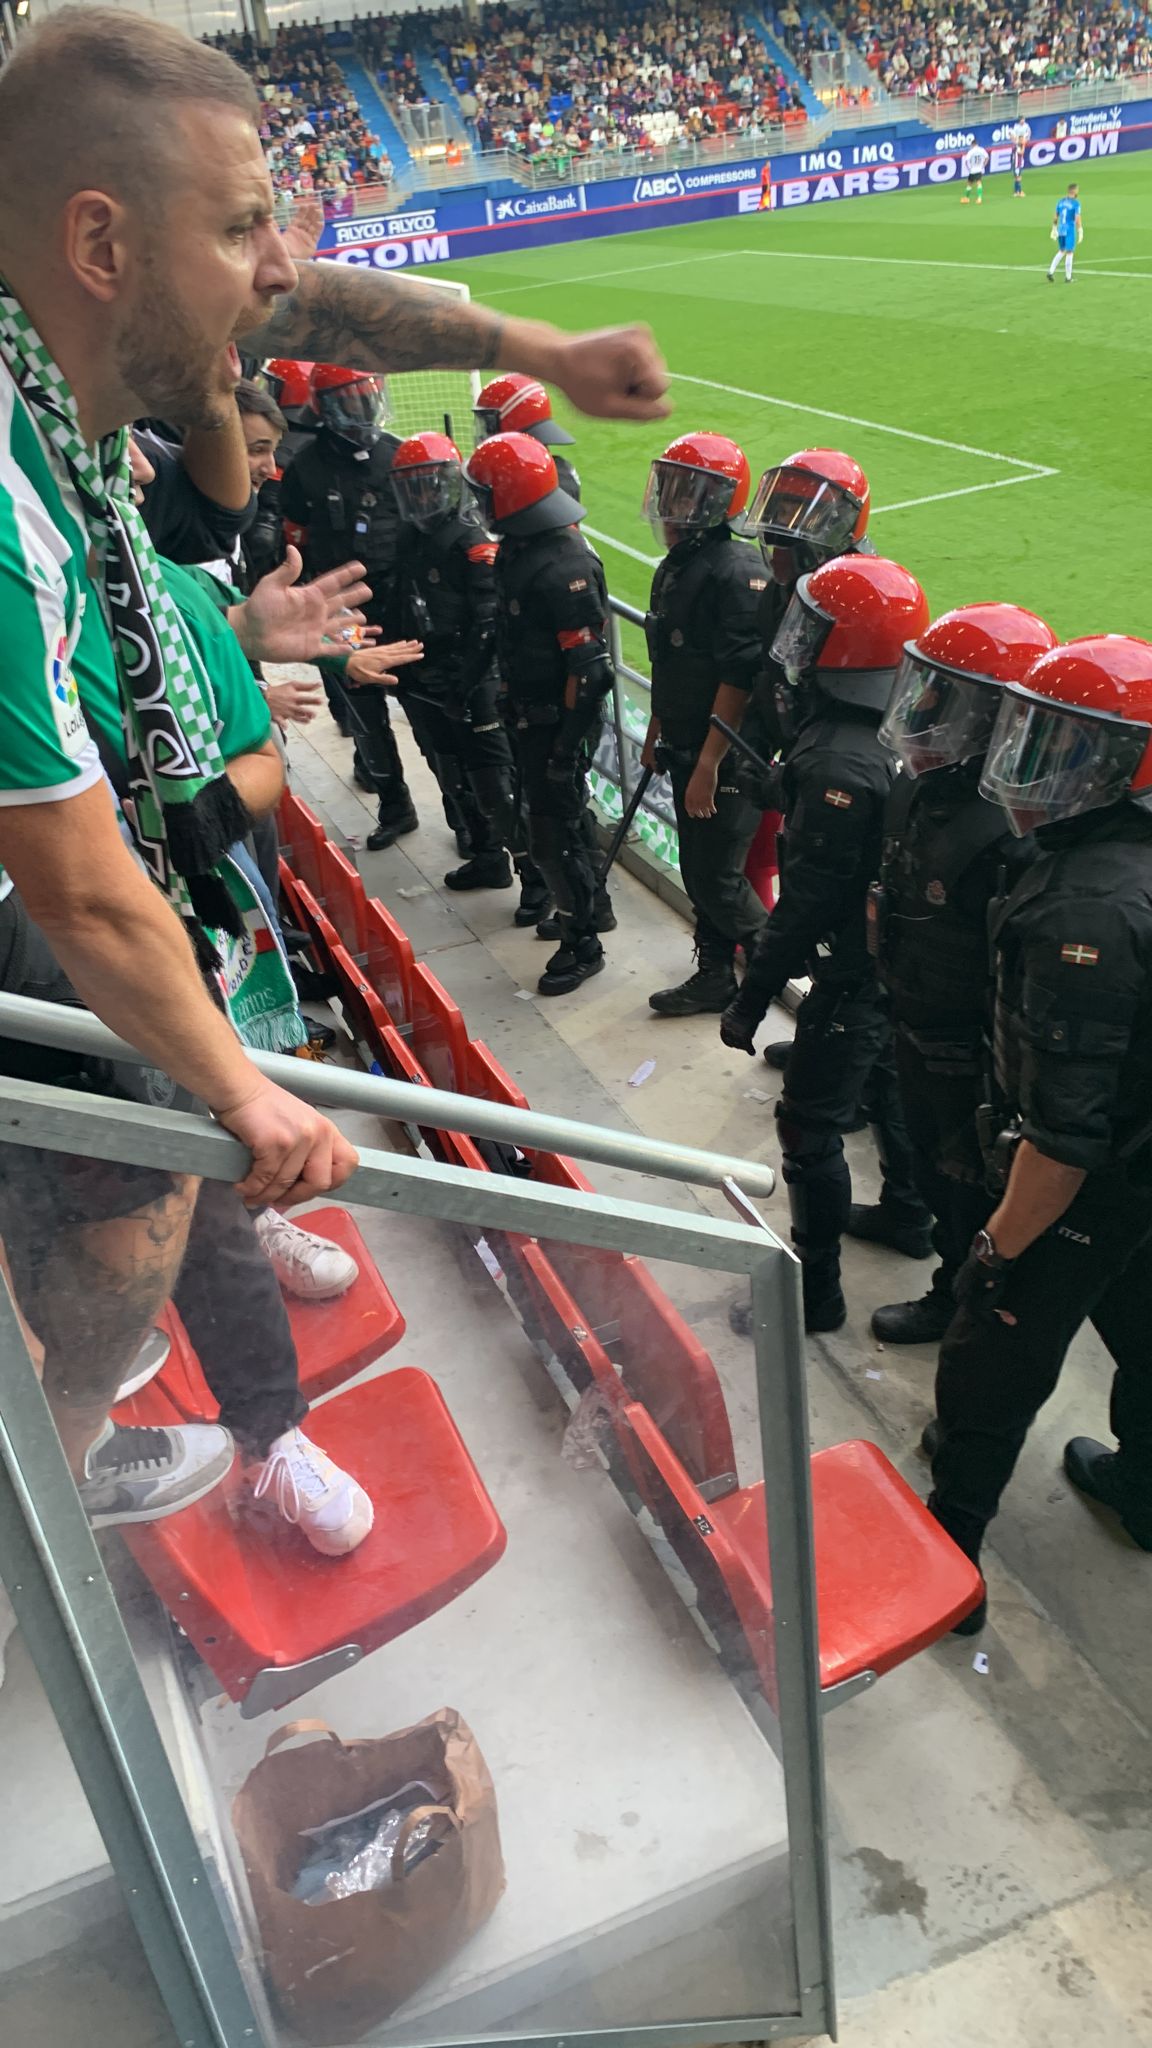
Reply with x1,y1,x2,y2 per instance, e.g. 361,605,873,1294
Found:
973,1651,990,1676
475,1239,504,1281
628,1059,656,1088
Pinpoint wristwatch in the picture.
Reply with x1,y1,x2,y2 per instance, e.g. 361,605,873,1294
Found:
971,1228,1010,1270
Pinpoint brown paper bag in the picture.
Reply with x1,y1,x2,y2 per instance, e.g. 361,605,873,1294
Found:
232,1708,505,2045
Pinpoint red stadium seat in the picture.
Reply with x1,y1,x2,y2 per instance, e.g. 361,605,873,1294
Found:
364,898,415,1028
465,1040,530,1111
320,839,369,958
291,876,341,973
278,789,326,901
122,1368,507,1714
623,1404,985,1704
410,961,470,1093
139,1209,406,1417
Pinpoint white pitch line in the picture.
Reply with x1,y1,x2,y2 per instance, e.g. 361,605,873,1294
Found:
734,246,1152,282
481,247,740,298
669,369,1049,471
873,469,1057,516
585,523,660,568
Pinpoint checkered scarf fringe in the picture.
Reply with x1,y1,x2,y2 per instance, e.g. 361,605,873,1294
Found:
0,283,249,938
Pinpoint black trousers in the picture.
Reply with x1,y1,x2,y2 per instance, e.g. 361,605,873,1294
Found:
319,660,412,819
0,896,306,1458
778,980,932,1309
668,758,767,964
518,702,605,940
893,1029,995,1297
401,685,517,863
931,1165,1152,1561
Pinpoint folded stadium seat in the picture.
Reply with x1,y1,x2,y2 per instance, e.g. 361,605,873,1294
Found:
120,1368,507,1716
115,1209,407,1424
409,961,470,1093
326,939,473,1168
364,897,415,1030
524,1152,738,1499
290,875,342,977
319,839,369,959
278,789,327,903
465,1040,530,1112
623,1402,985,1707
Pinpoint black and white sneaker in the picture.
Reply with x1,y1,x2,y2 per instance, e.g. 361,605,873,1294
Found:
78,1421,234,1528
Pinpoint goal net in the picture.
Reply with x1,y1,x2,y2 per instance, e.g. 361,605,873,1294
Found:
385,274,482,447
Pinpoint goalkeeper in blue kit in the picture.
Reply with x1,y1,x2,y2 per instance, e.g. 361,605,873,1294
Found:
1047,183,1083,282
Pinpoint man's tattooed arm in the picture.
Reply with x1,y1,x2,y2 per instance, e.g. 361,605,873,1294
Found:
240,262,672,422
241,261,509,374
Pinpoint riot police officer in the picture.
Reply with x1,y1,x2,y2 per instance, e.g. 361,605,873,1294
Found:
926,634,1152,1623
465,432,614,997
279,363,418,851
640,434,769,1014
390,432,519,893
720,556,935,1333
473,374,613,939
474,372,582,503
864,603,1056,1343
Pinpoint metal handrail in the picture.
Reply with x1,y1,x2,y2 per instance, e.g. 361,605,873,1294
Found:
0,993,774,1198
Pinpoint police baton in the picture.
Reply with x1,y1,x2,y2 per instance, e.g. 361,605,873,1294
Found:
709,714,774,778
600,764,655,884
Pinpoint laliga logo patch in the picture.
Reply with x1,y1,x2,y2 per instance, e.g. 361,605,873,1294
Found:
47,629,88,757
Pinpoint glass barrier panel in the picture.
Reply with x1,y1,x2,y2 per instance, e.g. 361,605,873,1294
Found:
0,1116,805,2047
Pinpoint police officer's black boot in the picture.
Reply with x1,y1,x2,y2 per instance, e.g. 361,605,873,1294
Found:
366,786,419,852
537,916,605,997
536,899,617,940
445,852,514,891
1063,1440,1152,1551
871,1272,957,1344
847,1201,934,1260
513,859,552,928
649,941,739,1018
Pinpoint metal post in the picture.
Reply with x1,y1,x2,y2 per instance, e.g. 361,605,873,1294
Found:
607,609,633,811
0,1279,265,2047
750,1247,837,2039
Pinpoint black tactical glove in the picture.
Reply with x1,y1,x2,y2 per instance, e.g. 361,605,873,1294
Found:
720,985,769,1055
953,1229,1016,1318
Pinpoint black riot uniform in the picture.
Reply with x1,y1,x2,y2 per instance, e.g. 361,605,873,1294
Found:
394,509,519,888
495,523,614,993
645,527,770,1014
930,806,1152,1568
868,762,1035,1340
731,702,931,1326
279,427,417,847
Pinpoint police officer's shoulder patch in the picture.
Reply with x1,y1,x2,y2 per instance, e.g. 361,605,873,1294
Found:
823,787,853,809
749,575,768,591
1060,942,1100,966
467,542,498,566
568,577,588,592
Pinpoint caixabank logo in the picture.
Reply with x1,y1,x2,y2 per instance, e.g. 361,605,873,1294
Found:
487,188,585,221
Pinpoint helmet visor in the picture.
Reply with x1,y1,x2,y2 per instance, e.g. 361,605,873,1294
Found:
979,688,1149,837
748,464,861,554
643,459,734,538
879,650,1001,777
316,376,390,444
392,460,463,529
473,405,502,445
770,586,833,681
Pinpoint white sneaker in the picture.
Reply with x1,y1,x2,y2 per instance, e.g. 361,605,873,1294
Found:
115,1325,172,1404
254,1209,359,1301
251,1428,374,1557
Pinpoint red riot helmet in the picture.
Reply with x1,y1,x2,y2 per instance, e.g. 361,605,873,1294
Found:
473,373,575,449
463,431,584,536
308,364,391,451
880,603,1058,778
264,358,315,417
980,635,1152,837
748,448,870,580
772,555,930,730
392,430,466,529
643,432,751,546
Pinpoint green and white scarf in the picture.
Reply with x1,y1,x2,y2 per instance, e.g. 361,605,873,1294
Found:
0,283,304,1053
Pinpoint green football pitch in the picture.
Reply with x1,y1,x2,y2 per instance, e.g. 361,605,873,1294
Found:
442,152,1150,649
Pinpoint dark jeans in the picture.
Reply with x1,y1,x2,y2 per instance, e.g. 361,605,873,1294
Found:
668,758,767,964
0,894,305,1458
893,1029,995,1297
931,1164,1152,1562
778,979,932,1310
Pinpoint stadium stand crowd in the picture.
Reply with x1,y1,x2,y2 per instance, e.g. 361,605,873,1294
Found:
840,0,1152,96
207,25,394,198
